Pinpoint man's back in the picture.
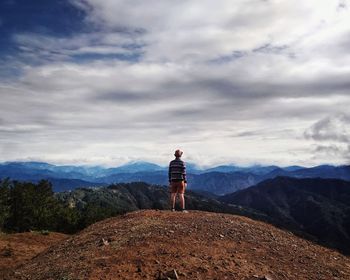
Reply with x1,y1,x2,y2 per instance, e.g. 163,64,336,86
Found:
169,149,188,212
168,158,187,182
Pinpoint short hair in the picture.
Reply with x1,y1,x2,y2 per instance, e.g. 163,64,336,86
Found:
174,149,183,157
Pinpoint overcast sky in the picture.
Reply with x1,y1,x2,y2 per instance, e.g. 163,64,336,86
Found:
0,0,349,167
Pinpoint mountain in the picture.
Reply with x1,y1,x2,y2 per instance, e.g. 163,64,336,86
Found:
204,164,245,173
281,165,304,172
187,171,261,195
101,161,165,175
262,165,350,181
48,165,106,177
97,171,167,185
46,178,107,192
101,170,261,196
0,162,98,181
0,162,59,180
55,182,267,222
290,165,350,180
1,161,349,195
4,161,55,170
204,164,280,175
5,210,350,280
0,162,262,194
183,162,203,174
219,176,350,254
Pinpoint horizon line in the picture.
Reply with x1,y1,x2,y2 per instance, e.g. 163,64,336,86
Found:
1,159,347,169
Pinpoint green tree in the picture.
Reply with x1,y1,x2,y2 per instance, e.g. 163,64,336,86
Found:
0,179,11,231
79,203,119,229
32,180,62,230
55,206,81,233
7,180,62,232
7,181,34,231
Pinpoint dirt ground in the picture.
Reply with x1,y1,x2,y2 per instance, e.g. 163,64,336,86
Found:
2,210,350,280
0,231,68,278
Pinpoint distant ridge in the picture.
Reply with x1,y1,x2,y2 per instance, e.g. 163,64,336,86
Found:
1,161,349,194
55,182,268,222
220,176,350,254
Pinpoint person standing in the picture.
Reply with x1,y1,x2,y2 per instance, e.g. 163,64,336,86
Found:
168,149,188,212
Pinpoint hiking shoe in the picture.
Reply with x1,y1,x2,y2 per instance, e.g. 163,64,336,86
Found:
182,209,188,213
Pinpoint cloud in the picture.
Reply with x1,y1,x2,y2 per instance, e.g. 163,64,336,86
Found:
70,0,350,63
12,31,144,64
310,143,350,163
1,0,350,166
305,114,350,163
1,52,350,166
305,113,350,143
314,144,345,156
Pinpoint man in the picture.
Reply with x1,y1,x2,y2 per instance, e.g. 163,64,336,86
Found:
168,149,188,213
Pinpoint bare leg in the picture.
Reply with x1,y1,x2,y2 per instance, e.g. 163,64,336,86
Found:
171,193,177,209
179,193,185,210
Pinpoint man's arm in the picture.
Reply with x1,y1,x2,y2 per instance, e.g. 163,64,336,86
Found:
168,162,171,183
183,162,187,184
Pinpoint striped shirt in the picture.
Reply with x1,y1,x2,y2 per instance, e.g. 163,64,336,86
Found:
168,158,187,183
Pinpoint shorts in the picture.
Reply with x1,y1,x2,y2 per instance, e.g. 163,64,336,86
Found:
170,181,186,194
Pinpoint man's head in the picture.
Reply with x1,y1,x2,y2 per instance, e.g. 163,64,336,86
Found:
174,149,183,158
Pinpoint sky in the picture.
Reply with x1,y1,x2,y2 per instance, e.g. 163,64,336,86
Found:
0,0,350,168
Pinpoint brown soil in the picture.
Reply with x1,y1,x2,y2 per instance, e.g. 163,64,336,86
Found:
4,210,350,280
0,231,68,277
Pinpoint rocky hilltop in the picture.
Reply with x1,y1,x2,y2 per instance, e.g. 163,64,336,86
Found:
0,232,67,277
6,210,350,280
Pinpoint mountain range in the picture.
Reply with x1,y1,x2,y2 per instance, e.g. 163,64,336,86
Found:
1,160,350,256
54,177,350,255
1,161,349,194
55,182,268,222
219,176,350,254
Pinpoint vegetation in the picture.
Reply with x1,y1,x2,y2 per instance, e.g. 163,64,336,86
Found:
0,179,86,234
219,176,350,254
0,179,267,235
0,178,11,232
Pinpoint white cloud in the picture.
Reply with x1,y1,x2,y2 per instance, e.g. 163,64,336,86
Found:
1,0,350,166
71,0,350,63
305,114,350,163
305,113,350,143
